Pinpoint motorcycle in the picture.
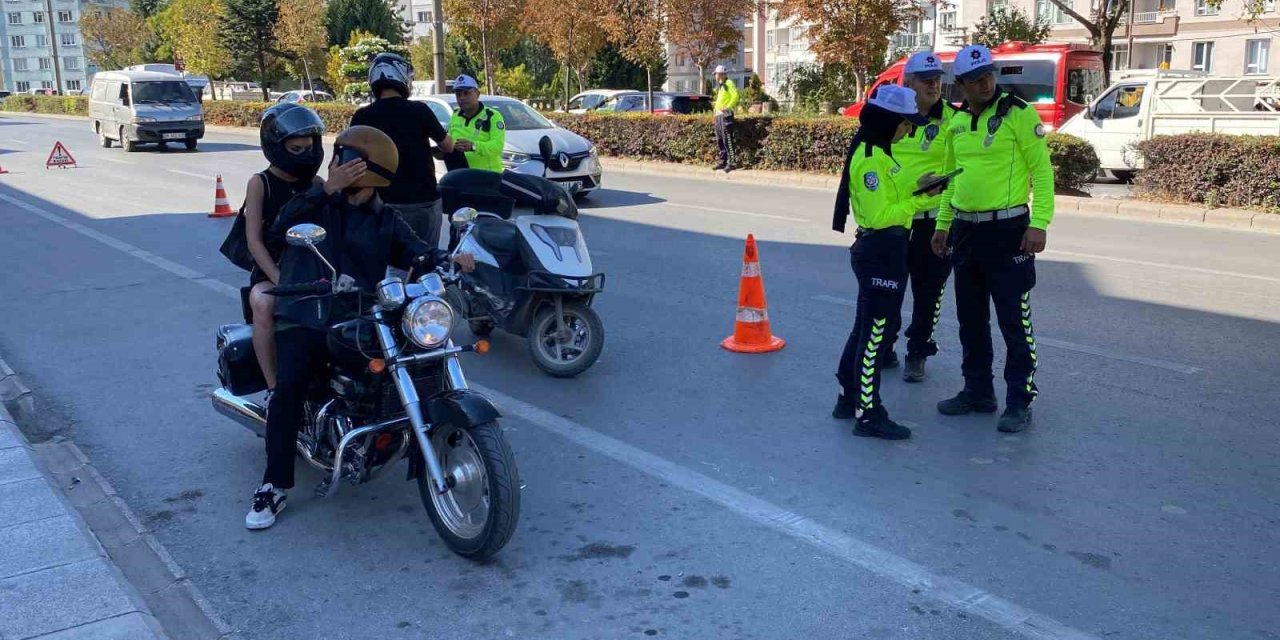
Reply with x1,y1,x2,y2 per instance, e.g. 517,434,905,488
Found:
437,169,605,378
210,223,519,560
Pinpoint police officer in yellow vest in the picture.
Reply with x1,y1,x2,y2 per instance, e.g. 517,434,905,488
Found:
885,51,959,384
831,85,948,440
447,74,506,173
930,44,1055,433
712,65,740,172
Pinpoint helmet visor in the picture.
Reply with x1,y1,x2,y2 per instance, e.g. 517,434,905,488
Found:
272,107,325,140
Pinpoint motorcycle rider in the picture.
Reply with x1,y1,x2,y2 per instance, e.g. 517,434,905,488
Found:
243,104,326,392
246,125,475,530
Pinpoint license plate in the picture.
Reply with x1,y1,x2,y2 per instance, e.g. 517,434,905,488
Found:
162,133,186,140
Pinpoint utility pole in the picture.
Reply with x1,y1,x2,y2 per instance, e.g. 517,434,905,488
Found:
432,0,446,93
1125,0,1135,71
42,0,63,93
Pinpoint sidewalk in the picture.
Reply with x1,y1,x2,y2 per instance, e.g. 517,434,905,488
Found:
0,357,233,640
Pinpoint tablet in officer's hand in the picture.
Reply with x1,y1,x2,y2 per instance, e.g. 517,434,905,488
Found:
912,168,964,196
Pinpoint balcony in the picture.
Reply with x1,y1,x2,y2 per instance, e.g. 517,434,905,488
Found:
893,32,933,50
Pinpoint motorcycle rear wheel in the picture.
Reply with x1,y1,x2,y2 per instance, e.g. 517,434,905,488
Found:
418,421,520,560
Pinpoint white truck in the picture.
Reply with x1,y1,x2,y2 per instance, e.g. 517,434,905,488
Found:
1058,70,1280,180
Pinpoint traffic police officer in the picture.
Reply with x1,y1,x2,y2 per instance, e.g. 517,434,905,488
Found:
448,74,506,173
931,44,1055,433
712,65,740,172
832,85,946,440
884,51,959,384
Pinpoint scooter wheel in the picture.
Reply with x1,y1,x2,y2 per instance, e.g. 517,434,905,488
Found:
527,301,603,378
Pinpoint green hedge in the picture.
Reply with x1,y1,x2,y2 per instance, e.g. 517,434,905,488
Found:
1136,134,1280,212
1046,133,1099,193
2,95,88,115
202,101,357,132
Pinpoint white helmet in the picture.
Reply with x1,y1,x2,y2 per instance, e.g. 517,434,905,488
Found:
368,53,413,98
714,65,728,74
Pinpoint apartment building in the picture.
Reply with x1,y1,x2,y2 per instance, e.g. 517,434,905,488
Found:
396,0,435,42
0,0,126,94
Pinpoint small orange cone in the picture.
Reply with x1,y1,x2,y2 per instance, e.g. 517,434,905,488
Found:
721,234,785,353
0,163,8,174
209,175,234,218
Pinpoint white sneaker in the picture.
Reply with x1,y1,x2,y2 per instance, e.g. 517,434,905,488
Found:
245,483,287,530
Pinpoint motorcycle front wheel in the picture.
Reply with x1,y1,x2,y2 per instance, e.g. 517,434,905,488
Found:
528,301,604,378
418,421,520,560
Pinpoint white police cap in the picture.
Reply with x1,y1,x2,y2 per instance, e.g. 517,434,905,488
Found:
954,45,996,81
453,74,480,91
904,51,944,78
714,65,728,74
866,84,929,125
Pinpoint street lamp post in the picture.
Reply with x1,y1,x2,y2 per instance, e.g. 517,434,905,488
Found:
42,0,63,93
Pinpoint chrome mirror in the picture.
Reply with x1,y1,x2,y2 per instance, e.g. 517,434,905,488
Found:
451,207,478,228
286,224,326,247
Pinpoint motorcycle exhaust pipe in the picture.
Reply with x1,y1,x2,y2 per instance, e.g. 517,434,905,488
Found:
211,388,266,439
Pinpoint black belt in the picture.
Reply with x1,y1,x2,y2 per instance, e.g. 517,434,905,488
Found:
856,226,909,239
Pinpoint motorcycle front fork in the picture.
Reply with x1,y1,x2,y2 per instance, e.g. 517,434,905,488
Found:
372,309,463,495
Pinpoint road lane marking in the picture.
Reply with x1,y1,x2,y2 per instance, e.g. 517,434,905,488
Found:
7,139,27,145
811,294,1201,375
168,169,209,179
1046,249,1280,285
666,202,808,223
5,188,1099,640
478,385,1099,640
98,157,136,165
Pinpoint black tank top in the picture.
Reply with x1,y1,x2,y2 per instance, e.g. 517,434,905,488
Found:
258,170,312,261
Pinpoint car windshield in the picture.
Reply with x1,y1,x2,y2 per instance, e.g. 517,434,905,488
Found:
133,81,196,103
485,101,554,130
929,60,1059,104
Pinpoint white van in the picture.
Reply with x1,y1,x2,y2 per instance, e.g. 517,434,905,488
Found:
1059,70,1280,180
89,70,205,152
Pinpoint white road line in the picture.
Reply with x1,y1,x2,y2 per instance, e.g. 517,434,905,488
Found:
168,169,209,179
665,202,808,223
1046,249,1280,285
811,294,1201,375
478,385,1099,640
98,157,136,165
7,139,27,146
5,188,1099,640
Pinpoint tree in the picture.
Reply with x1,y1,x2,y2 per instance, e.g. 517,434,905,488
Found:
327,0,407,47
332,33,408,101
777,0,922,98
410,35,463,83
521,0,608,105
443,0,524,92
587,43,665,91
972,6,1050,48
80,7,150,70
157,0,233,77
499,36,558,90
1044,0,1126,85
493,63,536,97
666,0,754,93
221,0,283,99
276,0,328,88
602,0,671,111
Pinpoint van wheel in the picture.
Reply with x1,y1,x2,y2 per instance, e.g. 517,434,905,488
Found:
184,139,198,151
98,125,111,148
119,127,137,153
1111,170,1135,183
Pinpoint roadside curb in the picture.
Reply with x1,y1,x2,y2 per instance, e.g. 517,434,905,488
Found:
6,110,1275,235
0,356,235,640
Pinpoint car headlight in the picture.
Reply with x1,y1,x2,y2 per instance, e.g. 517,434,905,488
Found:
133,116,156,123
588,146,598,158
502,151,531,164
401,297,454,349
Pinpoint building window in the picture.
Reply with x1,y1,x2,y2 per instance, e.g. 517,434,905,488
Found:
1245,38,1269,74
16,81,30,92
32,10,43,22
1194,0,1219,15
40,80,52,89
989,0,1008,10
36,34,47,47
38,57,51,70
1112,43,1129,70
57,9,71,21
1192,41,1214,72
1265,0,1276,11
7,11,21,23
1162,43,1174,66
415,10,431,22
66,79,81,91
1036,0,1072,24
939,10,957,31
10,35,24,48
742,26,753,52
13,58,27,71
766,29,775,50
64,56,80,70
60,32,75,46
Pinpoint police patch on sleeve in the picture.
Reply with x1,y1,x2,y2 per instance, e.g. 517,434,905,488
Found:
496,120,506,130
1034,123,1046,137
863,171,879,191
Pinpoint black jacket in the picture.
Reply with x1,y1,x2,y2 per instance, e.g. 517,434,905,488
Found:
271,185,449,329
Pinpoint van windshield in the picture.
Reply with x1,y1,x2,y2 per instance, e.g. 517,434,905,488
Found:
935,60,1059,104
133,81,196,104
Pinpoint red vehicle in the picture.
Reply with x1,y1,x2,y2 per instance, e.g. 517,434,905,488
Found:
842,41,1106,130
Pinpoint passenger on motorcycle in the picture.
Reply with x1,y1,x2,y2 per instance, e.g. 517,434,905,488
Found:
246,125,475,530
244,104,326,392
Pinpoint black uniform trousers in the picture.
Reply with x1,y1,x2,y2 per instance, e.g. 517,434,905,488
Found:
898,216,953,359
715,113,736,168
263,327,330,489
949,214,1038,408
836,227,909,416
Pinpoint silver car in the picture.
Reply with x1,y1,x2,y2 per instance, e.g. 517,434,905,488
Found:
413,94,603,195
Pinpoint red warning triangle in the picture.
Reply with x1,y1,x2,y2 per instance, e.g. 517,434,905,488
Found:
46,141,77,169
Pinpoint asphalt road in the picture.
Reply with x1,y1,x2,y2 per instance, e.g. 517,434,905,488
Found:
0,114,1277,640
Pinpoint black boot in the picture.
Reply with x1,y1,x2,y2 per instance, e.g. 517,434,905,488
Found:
903,356,926,383
937,390,998,415
997,405,1032,433
854,409,912,440
879,351,900,370
832,393,859,420
712,163,726,171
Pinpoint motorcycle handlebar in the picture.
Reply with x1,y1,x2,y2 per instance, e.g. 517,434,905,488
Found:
267,279,332,297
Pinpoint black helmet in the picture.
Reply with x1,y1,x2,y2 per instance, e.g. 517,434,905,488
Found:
260,103,325,181
369,53,413,98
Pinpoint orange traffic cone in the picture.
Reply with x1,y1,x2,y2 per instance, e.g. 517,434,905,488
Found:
721,234,785,353
0,163,8,174
209,175,234,218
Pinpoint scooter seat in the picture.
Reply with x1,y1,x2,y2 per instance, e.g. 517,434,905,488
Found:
473,219,525,272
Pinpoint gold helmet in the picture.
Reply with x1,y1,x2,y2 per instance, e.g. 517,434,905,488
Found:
333,125,399,188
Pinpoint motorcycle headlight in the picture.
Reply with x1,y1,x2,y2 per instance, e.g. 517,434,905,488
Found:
401,297,454,349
